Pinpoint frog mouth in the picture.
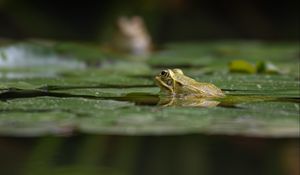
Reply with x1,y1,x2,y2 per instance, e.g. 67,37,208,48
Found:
154,76,173,94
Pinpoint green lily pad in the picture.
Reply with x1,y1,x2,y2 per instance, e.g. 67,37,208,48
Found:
0,97,134,136
0,96,298,137
0,41,299,137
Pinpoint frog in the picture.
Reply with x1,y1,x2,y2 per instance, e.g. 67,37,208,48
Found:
154,69,225,98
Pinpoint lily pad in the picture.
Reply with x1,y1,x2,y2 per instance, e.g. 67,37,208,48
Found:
0,41,299,137
0,96,298,137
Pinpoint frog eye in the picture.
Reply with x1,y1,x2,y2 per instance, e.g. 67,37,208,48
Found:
160,70,169,77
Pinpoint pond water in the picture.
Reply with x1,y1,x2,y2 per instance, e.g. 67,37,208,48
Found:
0,135,298,175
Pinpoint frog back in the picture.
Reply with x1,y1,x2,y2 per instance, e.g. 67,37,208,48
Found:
174,75,224,98
193,82,225,98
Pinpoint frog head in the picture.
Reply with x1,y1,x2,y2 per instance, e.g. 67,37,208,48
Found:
154,69,184,96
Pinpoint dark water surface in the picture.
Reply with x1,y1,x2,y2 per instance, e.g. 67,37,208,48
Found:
0,135,298,175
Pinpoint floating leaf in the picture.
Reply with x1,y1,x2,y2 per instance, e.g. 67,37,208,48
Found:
229,60,256,74
0,41,299,137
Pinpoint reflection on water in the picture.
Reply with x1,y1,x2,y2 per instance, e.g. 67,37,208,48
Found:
158,96,220,107
0,135,298,175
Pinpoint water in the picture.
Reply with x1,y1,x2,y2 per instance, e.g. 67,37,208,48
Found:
0,134,298,175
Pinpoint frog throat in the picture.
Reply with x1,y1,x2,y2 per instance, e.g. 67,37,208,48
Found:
161,79,174,94
155,76,174,95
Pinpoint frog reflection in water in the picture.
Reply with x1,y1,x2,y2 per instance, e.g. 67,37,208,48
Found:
154,69,225,107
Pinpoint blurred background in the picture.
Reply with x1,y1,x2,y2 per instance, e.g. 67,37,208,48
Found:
1,135,299,175
0,0,299,42
0,1,299,175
